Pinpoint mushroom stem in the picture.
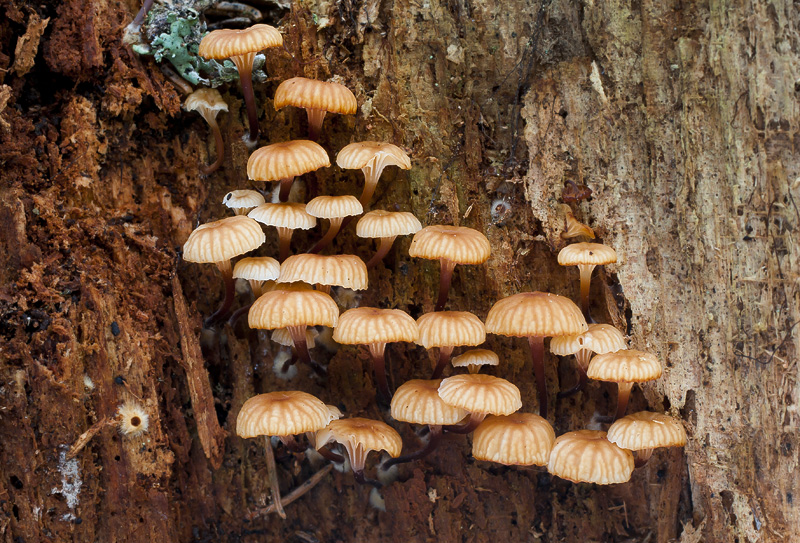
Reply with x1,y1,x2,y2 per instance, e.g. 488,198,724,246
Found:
578,264,597,321
615,381,633,420
557,348,592,398
205,260,235,327
201,115,225,174
308,218,344,254
366,236,397,269
382,425,442,469
317,446,345,464
434,259,457,312
305,108,327,141
276,228,293,262
431,345,454,379
287,325,327,376
227,303,253,328
278,176,295,202
359,154,393,208
132,0,156,27
368,343,392,404
352,469,381,487
247,464,333,519
527,336,548,418
634,448,654,468
444,412,485,434
263,436,286,519
231,53,260,145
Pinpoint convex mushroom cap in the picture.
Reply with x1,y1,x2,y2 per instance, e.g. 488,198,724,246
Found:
438,374,522,416
236,391,338,438
223,190,265,215
551,323,626,357
587,350,662,383
249,202,317,261
391,379,467,425
248,289,339,329
547,430,634,484
337,142,412,207
248,140,330,183
409,225,491,265
472,413,555,466
451,349,499,374
558,242,617,267
485,292,587,338
183,216,265,266
333,307,418,346
357,210,421,239
607,411,687,451
306,195,363,220
315,418,402,471
278,254,368,291
275,77,357,140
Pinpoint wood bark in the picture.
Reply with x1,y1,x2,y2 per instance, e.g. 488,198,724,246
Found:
0,0,797,541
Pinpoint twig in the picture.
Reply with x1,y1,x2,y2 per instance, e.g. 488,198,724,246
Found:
66,417,116,460
247,464,333,519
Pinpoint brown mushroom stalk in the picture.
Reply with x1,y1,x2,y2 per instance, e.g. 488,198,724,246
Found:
227,303,252,328
528,336,549,419
634,448,654,467
367,342,392,403
230,53,261,144
276,227,294,262
132,0,155,27
306,108,327,141
431,345,454,379
577,264,597,318
263,436,287,519
366,236,397,269
247,464,333,519
443,413,486,434
317,445,345,464
286,325,327,376
382,425,443,468
435,259,457,312
308,217,345,254
278,176,295,202
615,381,634,420
202,114,225,174
205,260,236,326
557,348,592,398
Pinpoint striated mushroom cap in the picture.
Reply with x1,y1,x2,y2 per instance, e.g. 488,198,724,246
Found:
472,413,555,466
451,349,499,370
184,88,229,116
337,142,411,171
409,225,491,265
485,292,587,338
305,195,363,220
558,242,617,267
416,311,486,349
223,190,265,213
232,256,280,282
274,77,357,114
607,412,687,451
249,202,316,230
248,289,339,329
551,323,627,356
560,204,595,240
356,210,422,239
316,418,402,471
587,350,662,383
278,254,368,290
438,374,521,416
272,327,316,349
333,307,418,345
198,24,283,59
247,140,330,182
236,391,337,438
183,216,265,264
391,379,468,425
547,430,634,484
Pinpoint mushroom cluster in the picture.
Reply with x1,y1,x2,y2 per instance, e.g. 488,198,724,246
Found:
176,19,687,518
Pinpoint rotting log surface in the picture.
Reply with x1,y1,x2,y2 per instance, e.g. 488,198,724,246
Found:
0,0,797,541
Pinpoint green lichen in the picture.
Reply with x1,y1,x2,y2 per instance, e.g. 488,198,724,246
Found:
131,7,267,88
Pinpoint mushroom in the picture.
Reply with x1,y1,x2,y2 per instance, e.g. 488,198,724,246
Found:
237,391,340,518
356,210,422,269
416,311,486,379
247,140,330,202
557,242,617,320
438,373,522,433
248,202,316,262
223,189,265,216
272,327,317,350
117,402,150,437
248,289,339,375
586,350,662,420
182,215,265,326
332,307,419,403
485,292,587,418
315,418,402,485
547,430,634,484
277,253,368,295
184,89,229,174
550,323,627,397
472,413,555,466
274,77,357,140
382,379,467,469
198,24,283,145
607,411,687,467
305,195,364,254
450,348,499,374
560,204,595,240
408,225,491,311
336,142,412,208
232,256,280,298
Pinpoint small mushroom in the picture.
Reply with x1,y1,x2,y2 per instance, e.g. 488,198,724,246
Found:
184,89,229,174
586,350,662,420
416,311,486,379
472,413,555,466
198,25,283,144
332,307,418,403
356,210,422,269
277,253,368,294
183,215,265,326
248,202,316,262
305,195,364,254
408,225,491,311
223,190,265,216
336,142,411,208
315,418,402,485
560,204,595,240
274,77,357,140
247,140,330,202
607,411,687,467
232,256,280,298
557,242,617,320
438,373,522,433
547,430,634,484
451,349,499,374
550,323,626,397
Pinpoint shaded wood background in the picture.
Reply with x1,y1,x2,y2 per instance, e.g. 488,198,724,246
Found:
0,0,798,541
